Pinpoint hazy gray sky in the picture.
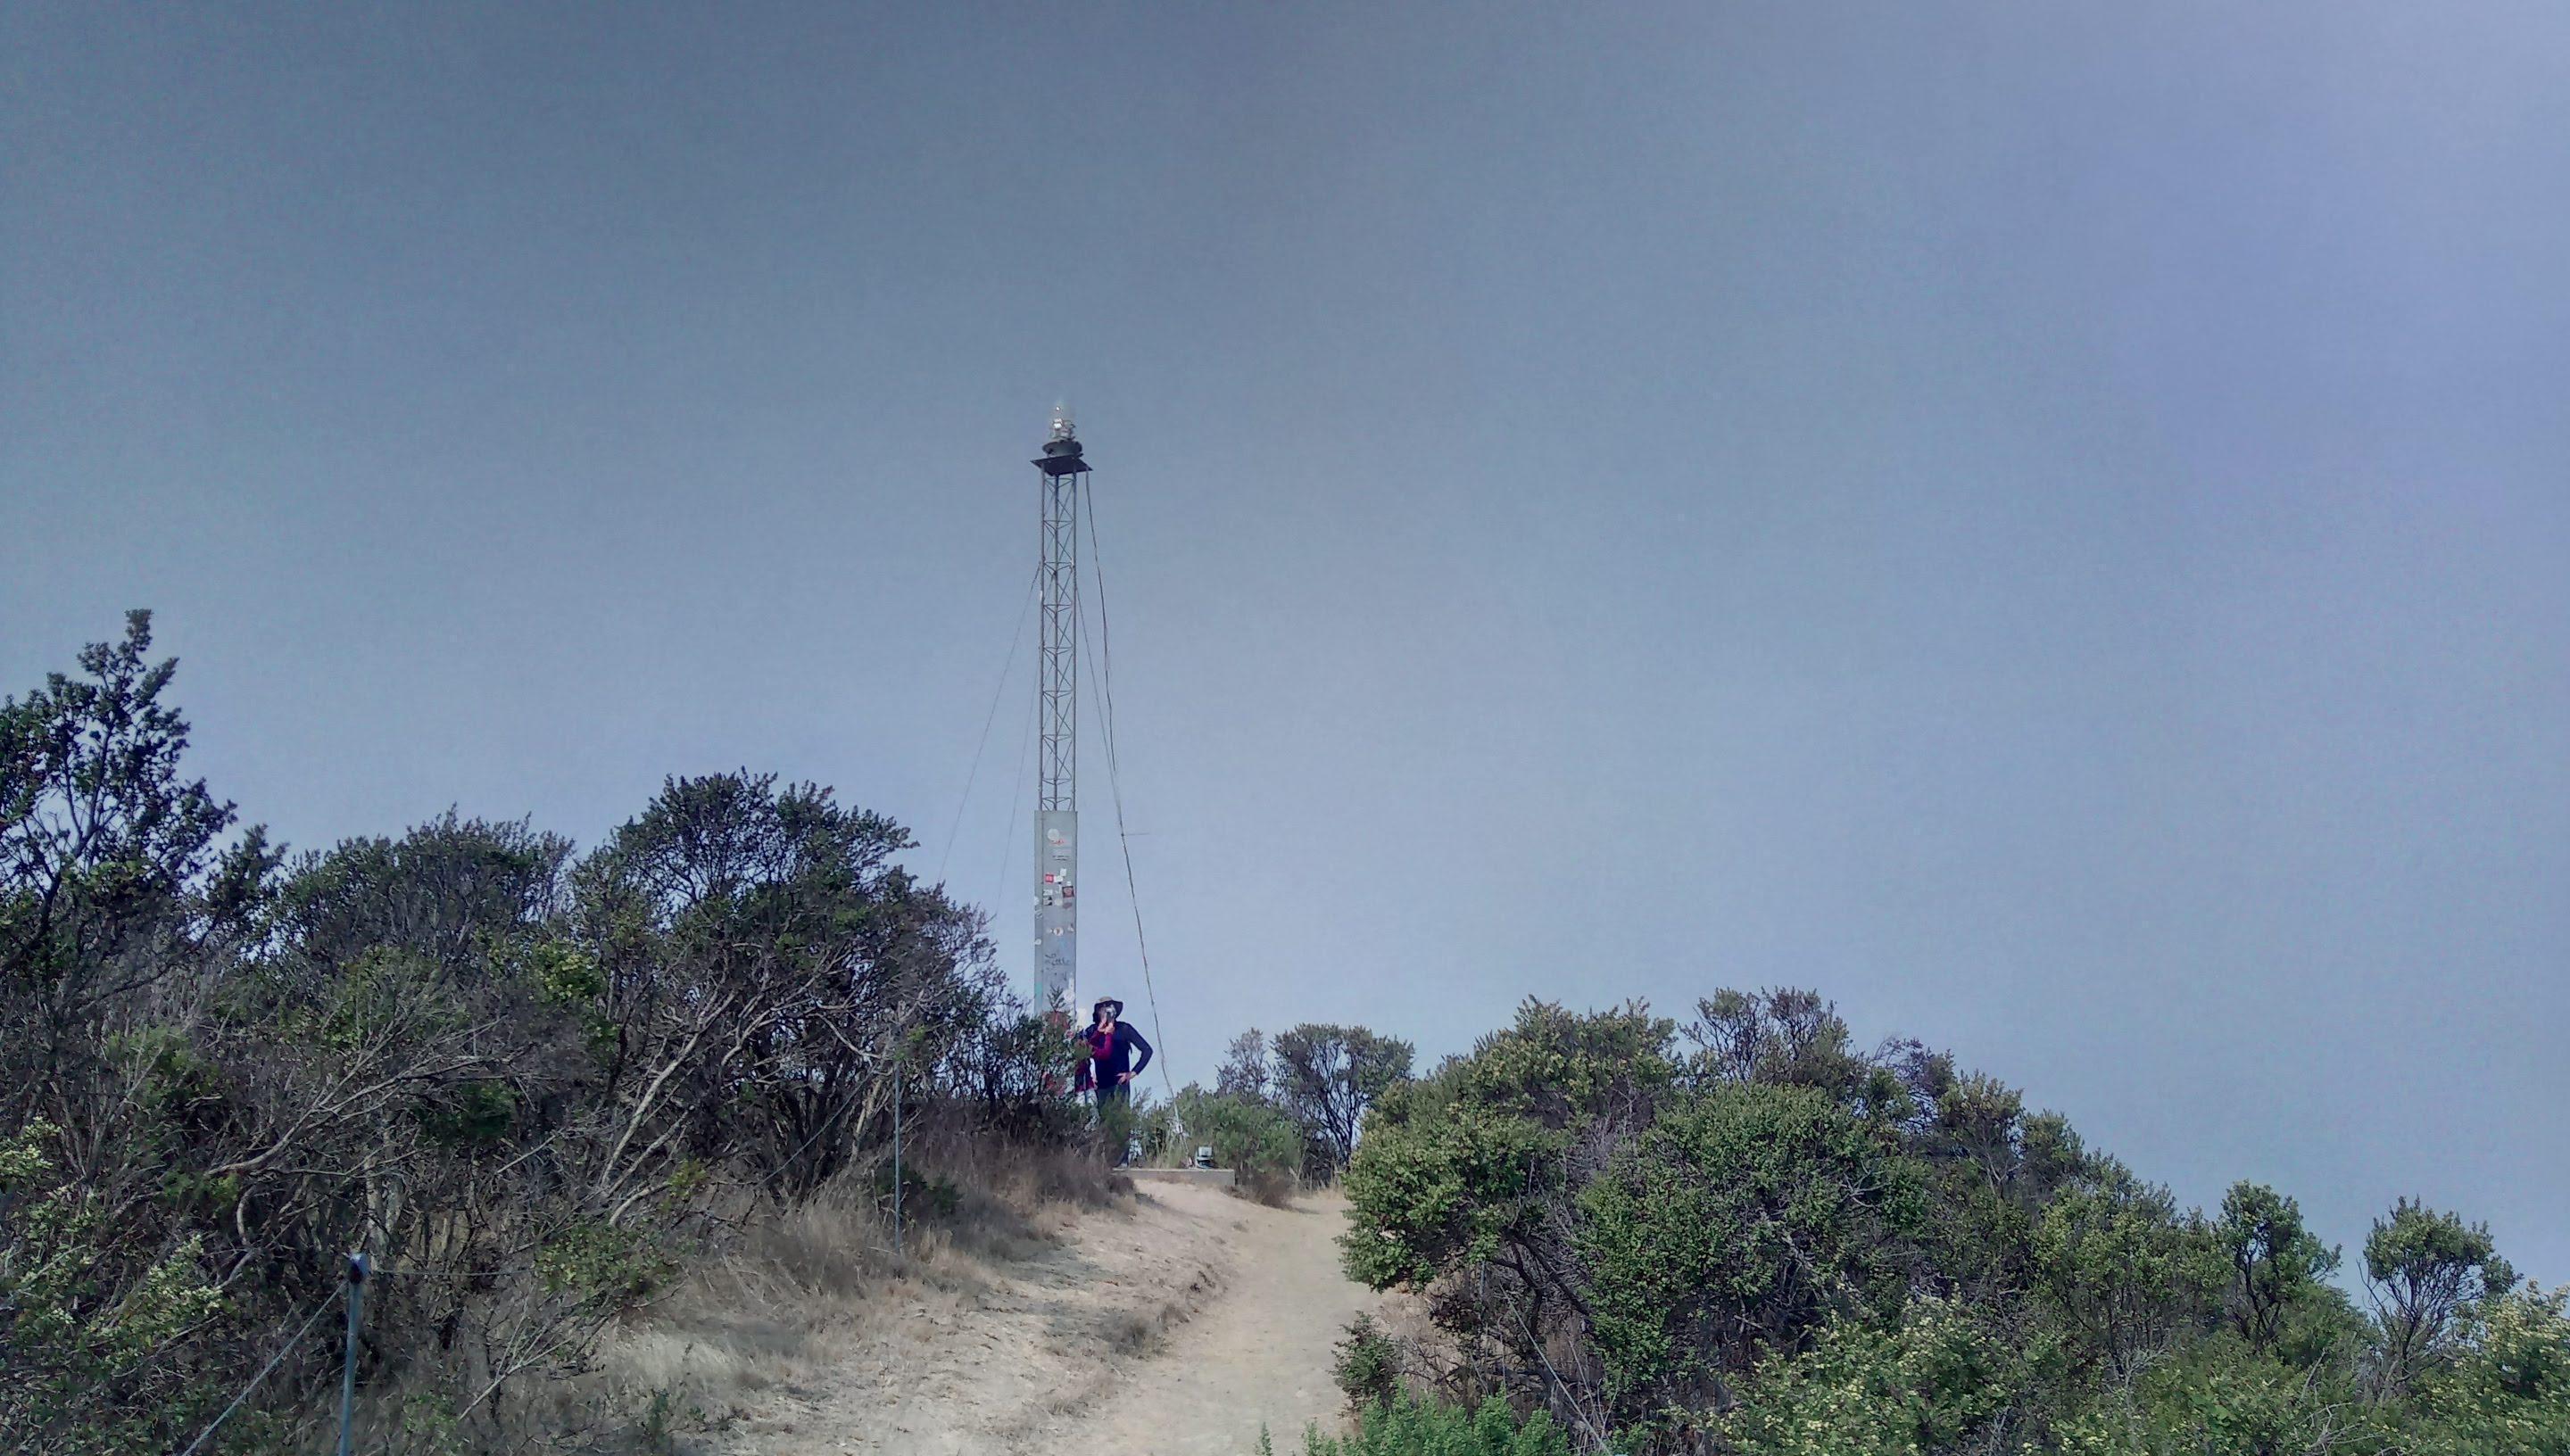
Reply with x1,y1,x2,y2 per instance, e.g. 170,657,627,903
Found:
5,4,2565,1281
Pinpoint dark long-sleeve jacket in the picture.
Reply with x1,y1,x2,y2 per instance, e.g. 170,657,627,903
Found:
1075,1020,1153,1090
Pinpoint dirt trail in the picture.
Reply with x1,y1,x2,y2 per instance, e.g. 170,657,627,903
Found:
722,1182,1377,1456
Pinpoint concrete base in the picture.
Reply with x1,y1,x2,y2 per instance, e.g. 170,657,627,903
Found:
1123,1166,1236,1189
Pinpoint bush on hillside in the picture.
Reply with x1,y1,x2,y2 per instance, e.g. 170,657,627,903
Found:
1577,1082,1927,1416
1143,1085,1303,1205
1257,1394,1571,1456
0,616,1103,1454
1333,1311,1404,1411
1210,1022,1415,1181
1712,1300,2026,1456
1340,989,2565,1454
2399,1283,2570,1456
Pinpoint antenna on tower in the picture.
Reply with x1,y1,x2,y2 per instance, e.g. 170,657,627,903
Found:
1050,400,1075,443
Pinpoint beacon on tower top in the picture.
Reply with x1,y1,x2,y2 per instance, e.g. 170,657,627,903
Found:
1038,401,1085,476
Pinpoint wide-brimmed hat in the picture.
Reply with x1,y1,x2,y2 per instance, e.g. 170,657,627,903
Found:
1091,997,1123,1019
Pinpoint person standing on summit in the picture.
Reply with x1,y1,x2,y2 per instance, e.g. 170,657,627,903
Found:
1075,997,1152,1112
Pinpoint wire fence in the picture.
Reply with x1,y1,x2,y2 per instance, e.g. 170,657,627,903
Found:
154,1071,1226,1456
165,1066,925,1456
170,1254,517,1456
172,1289,340,1456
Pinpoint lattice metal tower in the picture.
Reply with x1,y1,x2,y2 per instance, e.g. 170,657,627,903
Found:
1031,406,1086,1015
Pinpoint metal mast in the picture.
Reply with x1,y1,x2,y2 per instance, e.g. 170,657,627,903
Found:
1032,405,1085,1015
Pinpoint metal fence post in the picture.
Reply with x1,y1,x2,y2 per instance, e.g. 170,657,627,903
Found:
891,1058,904,1258
336,1252,368,1456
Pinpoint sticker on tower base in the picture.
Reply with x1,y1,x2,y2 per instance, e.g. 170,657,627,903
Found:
1034,810,1077,1005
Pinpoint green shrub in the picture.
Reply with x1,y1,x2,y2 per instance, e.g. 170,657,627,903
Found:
1339,1000,1670,1294
872,1157,965,1220
2053,1339,2378,1456
0,1121,241,1453
1156,1085,1303,1204
536,1219,675,1308
1716,1301,2026,1456
1333,1311,1403,1410
2032,1165,2227,1382
1339,1088,1554,1286
1278,1394,1571,1456
1577,1082,1926,1413
415,1077,518,1147
2399,1284,2570,1456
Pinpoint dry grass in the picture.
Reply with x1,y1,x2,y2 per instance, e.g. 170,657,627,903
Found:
585,1129,1132,1447
1098,1309,1159,1357
1239,1167,1301,1208
539,1187,912,1452
919,1122,1130,1216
